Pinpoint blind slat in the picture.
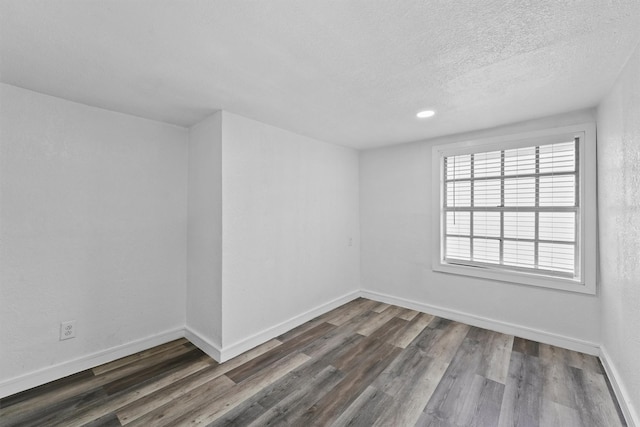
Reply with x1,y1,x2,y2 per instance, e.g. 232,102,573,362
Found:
444,139,578,276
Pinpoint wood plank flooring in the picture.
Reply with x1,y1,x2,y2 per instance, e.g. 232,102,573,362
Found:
0,298,626,426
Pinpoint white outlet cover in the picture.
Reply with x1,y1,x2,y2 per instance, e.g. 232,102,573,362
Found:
60,320,76,340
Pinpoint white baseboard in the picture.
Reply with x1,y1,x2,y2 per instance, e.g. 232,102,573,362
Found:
2,289,611,404
0,327,184,399
600,346,638,427
184,326,222,362
0,291,360,399
360,290,600,356
217,290,361,362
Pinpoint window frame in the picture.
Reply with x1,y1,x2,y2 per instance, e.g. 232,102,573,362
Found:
431,124,596,294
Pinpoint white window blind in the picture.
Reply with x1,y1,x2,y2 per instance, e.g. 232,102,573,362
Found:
443,139,579,278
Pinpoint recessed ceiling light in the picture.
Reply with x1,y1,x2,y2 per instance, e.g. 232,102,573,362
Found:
416,110,435,118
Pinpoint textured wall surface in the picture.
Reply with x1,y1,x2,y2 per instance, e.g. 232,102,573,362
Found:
187,112,223,346
221,112,360,346
360,110,601,344
597,43,640,423
0,84,188,383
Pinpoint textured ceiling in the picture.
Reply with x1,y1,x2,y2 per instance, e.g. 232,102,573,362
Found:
1,1,639,149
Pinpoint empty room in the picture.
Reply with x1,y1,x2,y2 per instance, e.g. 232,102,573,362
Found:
1,1,639,426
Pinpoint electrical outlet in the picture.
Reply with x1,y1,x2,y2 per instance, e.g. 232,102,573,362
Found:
60,320,76,340
348,237,353,247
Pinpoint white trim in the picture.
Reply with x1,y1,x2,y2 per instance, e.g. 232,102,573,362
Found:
600,346,638,427
432,264,594,294
0,327,184,399
2,289,618,413
0,290,359,398
217,290,360,362
360,289,599,355
431,123,597,295
184,326,222,362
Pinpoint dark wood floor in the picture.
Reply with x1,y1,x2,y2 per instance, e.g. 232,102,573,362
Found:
0,298,626,426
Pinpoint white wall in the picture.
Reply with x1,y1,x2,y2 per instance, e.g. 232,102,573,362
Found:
360,109,601,350
597,43,640,425
0,84,188,394
6,67,635,413
221,112,360,349
187,112,223,348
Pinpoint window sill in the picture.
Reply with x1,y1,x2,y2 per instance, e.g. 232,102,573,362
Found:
432,261,595,295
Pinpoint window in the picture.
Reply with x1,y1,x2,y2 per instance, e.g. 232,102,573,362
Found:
432,124,596,294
